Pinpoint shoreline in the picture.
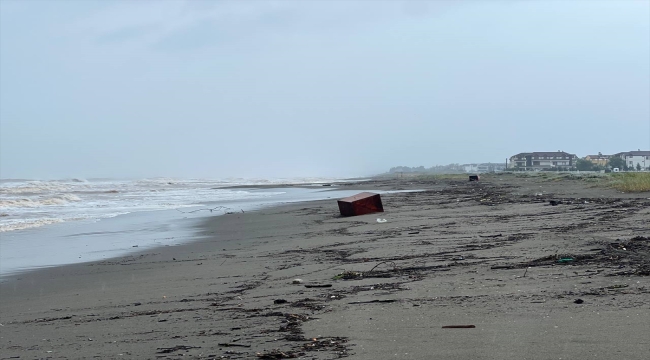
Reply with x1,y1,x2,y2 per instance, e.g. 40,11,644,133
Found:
1,176,648,359
0,185,396,279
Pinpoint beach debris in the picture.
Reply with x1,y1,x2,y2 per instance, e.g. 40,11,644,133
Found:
574,299,584,304
133,302,142,306
490,236,650,276
302,337,349,355
408,231,420,234
304,284,332,288
219,343,251,348
549,200,563,206
332,271,363,280
256,349,301,359
292,278,303,284
291,298,326,311
442,325,476,329
337,192,384,217
274,299,288,304
156,345,201,353
348,299,397,304
376,218,387,223
469,175,480,181
367,261,398,274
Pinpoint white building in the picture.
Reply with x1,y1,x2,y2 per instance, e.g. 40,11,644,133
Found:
463,163,506,173
509,151,577,169
462,164,478,173
614,150,650,170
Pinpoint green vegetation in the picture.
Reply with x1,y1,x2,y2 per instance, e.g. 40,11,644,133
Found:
607,157,627,171
605,173,650,192
389,170,650,192
576,158,604,171
515,172,650,192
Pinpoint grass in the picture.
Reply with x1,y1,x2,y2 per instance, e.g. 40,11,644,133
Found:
383,170,650,192
605,173,650,192
515,171,650,192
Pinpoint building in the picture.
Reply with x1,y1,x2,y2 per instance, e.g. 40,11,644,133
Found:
462,163,506,173
584,153,610,167
462,164,478,173
613,150,650,170
509,151,577,170
477,163,507,172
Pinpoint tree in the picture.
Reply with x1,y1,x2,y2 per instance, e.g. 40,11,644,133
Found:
637,163,642,171
607,157,626,170
576,159,594,171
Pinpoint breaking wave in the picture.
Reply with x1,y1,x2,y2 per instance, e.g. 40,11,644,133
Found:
0,177,332,232
0,194,82,208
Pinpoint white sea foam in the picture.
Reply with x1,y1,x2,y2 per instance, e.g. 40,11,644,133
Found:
0,194,82,208
0,177,343,232
0,218,66,232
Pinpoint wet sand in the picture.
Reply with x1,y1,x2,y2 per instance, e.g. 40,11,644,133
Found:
1,174,649,359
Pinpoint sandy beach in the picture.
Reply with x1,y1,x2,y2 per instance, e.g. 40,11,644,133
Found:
1,174,649,359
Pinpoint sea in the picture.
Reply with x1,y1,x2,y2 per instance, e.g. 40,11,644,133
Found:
0,177,369,277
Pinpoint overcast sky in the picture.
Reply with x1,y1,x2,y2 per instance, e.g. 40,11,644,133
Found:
1,0,649,179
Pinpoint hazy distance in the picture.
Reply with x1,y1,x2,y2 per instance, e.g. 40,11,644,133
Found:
1,0,649,179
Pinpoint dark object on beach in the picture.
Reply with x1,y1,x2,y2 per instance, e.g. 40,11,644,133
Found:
469,175,480,181
549,200,563,206
219,343,251,348
274,299,288,304
157,345,201,353
349,299,397,304
133,302,142,306
337,192,384,217
442,325,476,329
574,299,584,304
322,184,332,187
304,284,332,288
408,231,420,235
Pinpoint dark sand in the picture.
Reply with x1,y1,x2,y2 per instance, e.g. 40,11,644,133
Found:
1,174,649,359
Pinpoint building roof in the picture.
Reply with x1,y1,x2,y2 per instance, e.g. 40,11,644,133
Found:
511,151,577,158
585,154,610,158
613,150,650,157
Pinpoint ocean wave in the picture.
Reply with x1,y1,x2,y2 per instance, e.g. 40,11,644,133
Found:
0,177,344,232
0,194,82,208
0,182,76,195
